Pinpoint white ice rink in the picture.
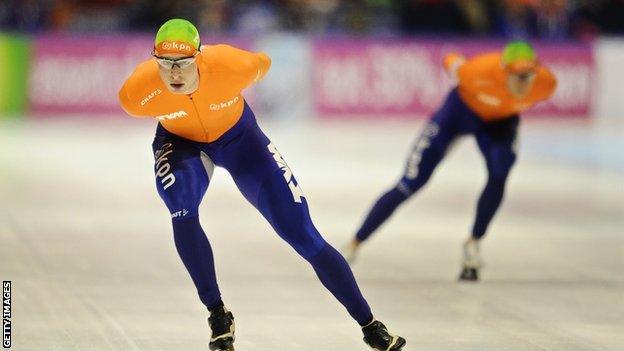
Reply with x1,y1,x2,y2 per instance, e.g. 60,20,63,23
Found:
1,116,623,350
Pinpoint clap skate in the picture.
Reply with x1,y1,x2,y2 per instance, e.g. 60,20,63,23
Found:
362,320,406,351
208,306,235,351
459,238,482,281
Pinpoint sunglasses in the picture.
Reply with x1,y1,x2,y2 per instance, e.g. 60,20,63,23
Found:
153,52,199,69
514,70,536,81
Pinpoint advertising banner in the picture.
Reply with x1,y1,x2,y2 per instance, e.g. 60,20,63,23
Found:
28,35,252,115
29,35,152,115
312,39,594,118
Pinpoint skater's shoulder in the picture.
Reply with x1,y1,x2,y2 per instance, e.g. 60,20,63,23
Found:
129,59,160,79
199,44,250,67
457,52,503,85
464,52,503,69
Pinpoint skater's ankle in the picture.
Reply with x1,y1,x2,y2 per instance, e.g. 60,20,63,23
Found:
208,301,225,313
360,317,376,328
465,236,479,244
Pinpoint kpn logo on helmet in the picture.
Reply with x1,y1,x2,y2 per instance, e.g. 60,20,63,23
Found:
161,41,193,52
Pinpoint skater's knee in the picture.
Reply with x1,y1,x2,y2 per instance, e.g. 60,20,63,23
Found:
396,179,423,197
155,157,209,219
303,241,331,262
160,190,201,219
401,156,439,195
488,148,516,180
488,157,515,182
282,225,327,259
170,210,200,223
157,175,205,218
272,217,326,258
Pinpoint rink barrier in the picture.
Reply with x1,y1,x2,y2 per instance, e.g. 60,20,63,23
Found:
0,33,604,119
26,35,252,116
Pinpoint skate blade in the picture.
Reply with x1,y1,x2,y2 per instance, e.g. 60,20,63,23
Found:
209,341,234,351
458,267,479,281
388,336,406,351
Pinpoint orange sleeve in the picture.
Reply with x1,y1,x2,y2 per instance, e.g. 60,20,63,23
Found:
533,66,557,101
212,44,272,89
457,57,485,91
118,64,151,118
443,53,465,77
118,78,140,117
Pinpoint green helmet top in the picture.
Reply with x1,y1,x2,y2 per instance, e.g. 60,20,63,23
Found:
155,18,200,50
502,41,537,65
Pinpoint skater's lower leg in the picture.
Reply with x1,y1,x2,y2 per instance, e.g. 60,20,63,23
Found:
307,243,374,325
352,121,451,261
172,216,223,309
461,171,511,281
472,174,508,238
355,186,411,243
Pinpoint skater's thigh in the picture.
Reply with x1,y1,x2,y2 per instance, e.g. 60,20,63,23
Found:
412,89,468,159
152,135,213,218
222,124,326,257
401,100,463,183
220,121,295,206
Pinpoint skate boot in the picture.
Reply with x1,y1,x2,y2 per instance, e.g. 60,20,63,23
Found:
342,238,362,264
362,320,406,351
459,238,481,281
208,306,235,351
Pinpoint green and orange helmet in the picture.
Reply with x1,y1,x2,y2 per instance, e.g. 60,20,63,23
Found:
502,41,538,74
153,18,201,57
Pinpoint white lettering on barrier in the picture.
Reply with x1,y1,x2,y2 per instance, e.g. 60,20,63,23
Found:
317,45,441,111
548,63,592,110
29,51,146,107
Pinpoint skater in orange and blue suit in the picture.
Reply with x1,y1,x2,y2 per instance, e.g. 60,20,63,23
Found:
118,18,406,351
345,41,557,282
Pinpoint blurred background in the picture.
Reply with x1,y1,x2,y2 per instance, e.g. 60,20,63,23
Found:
0,0,623,119
2,0,624,38
0,1,623,350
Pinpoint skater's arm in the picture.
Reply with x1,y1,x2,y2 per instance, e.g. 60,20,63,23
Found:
443,53,466,80
118,62,158,118
532,65,557,102
118,78,142,117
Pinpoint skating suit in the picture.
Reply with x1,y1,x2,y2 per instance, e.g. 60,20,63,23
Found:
119,44,373,325
356,52,557,241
